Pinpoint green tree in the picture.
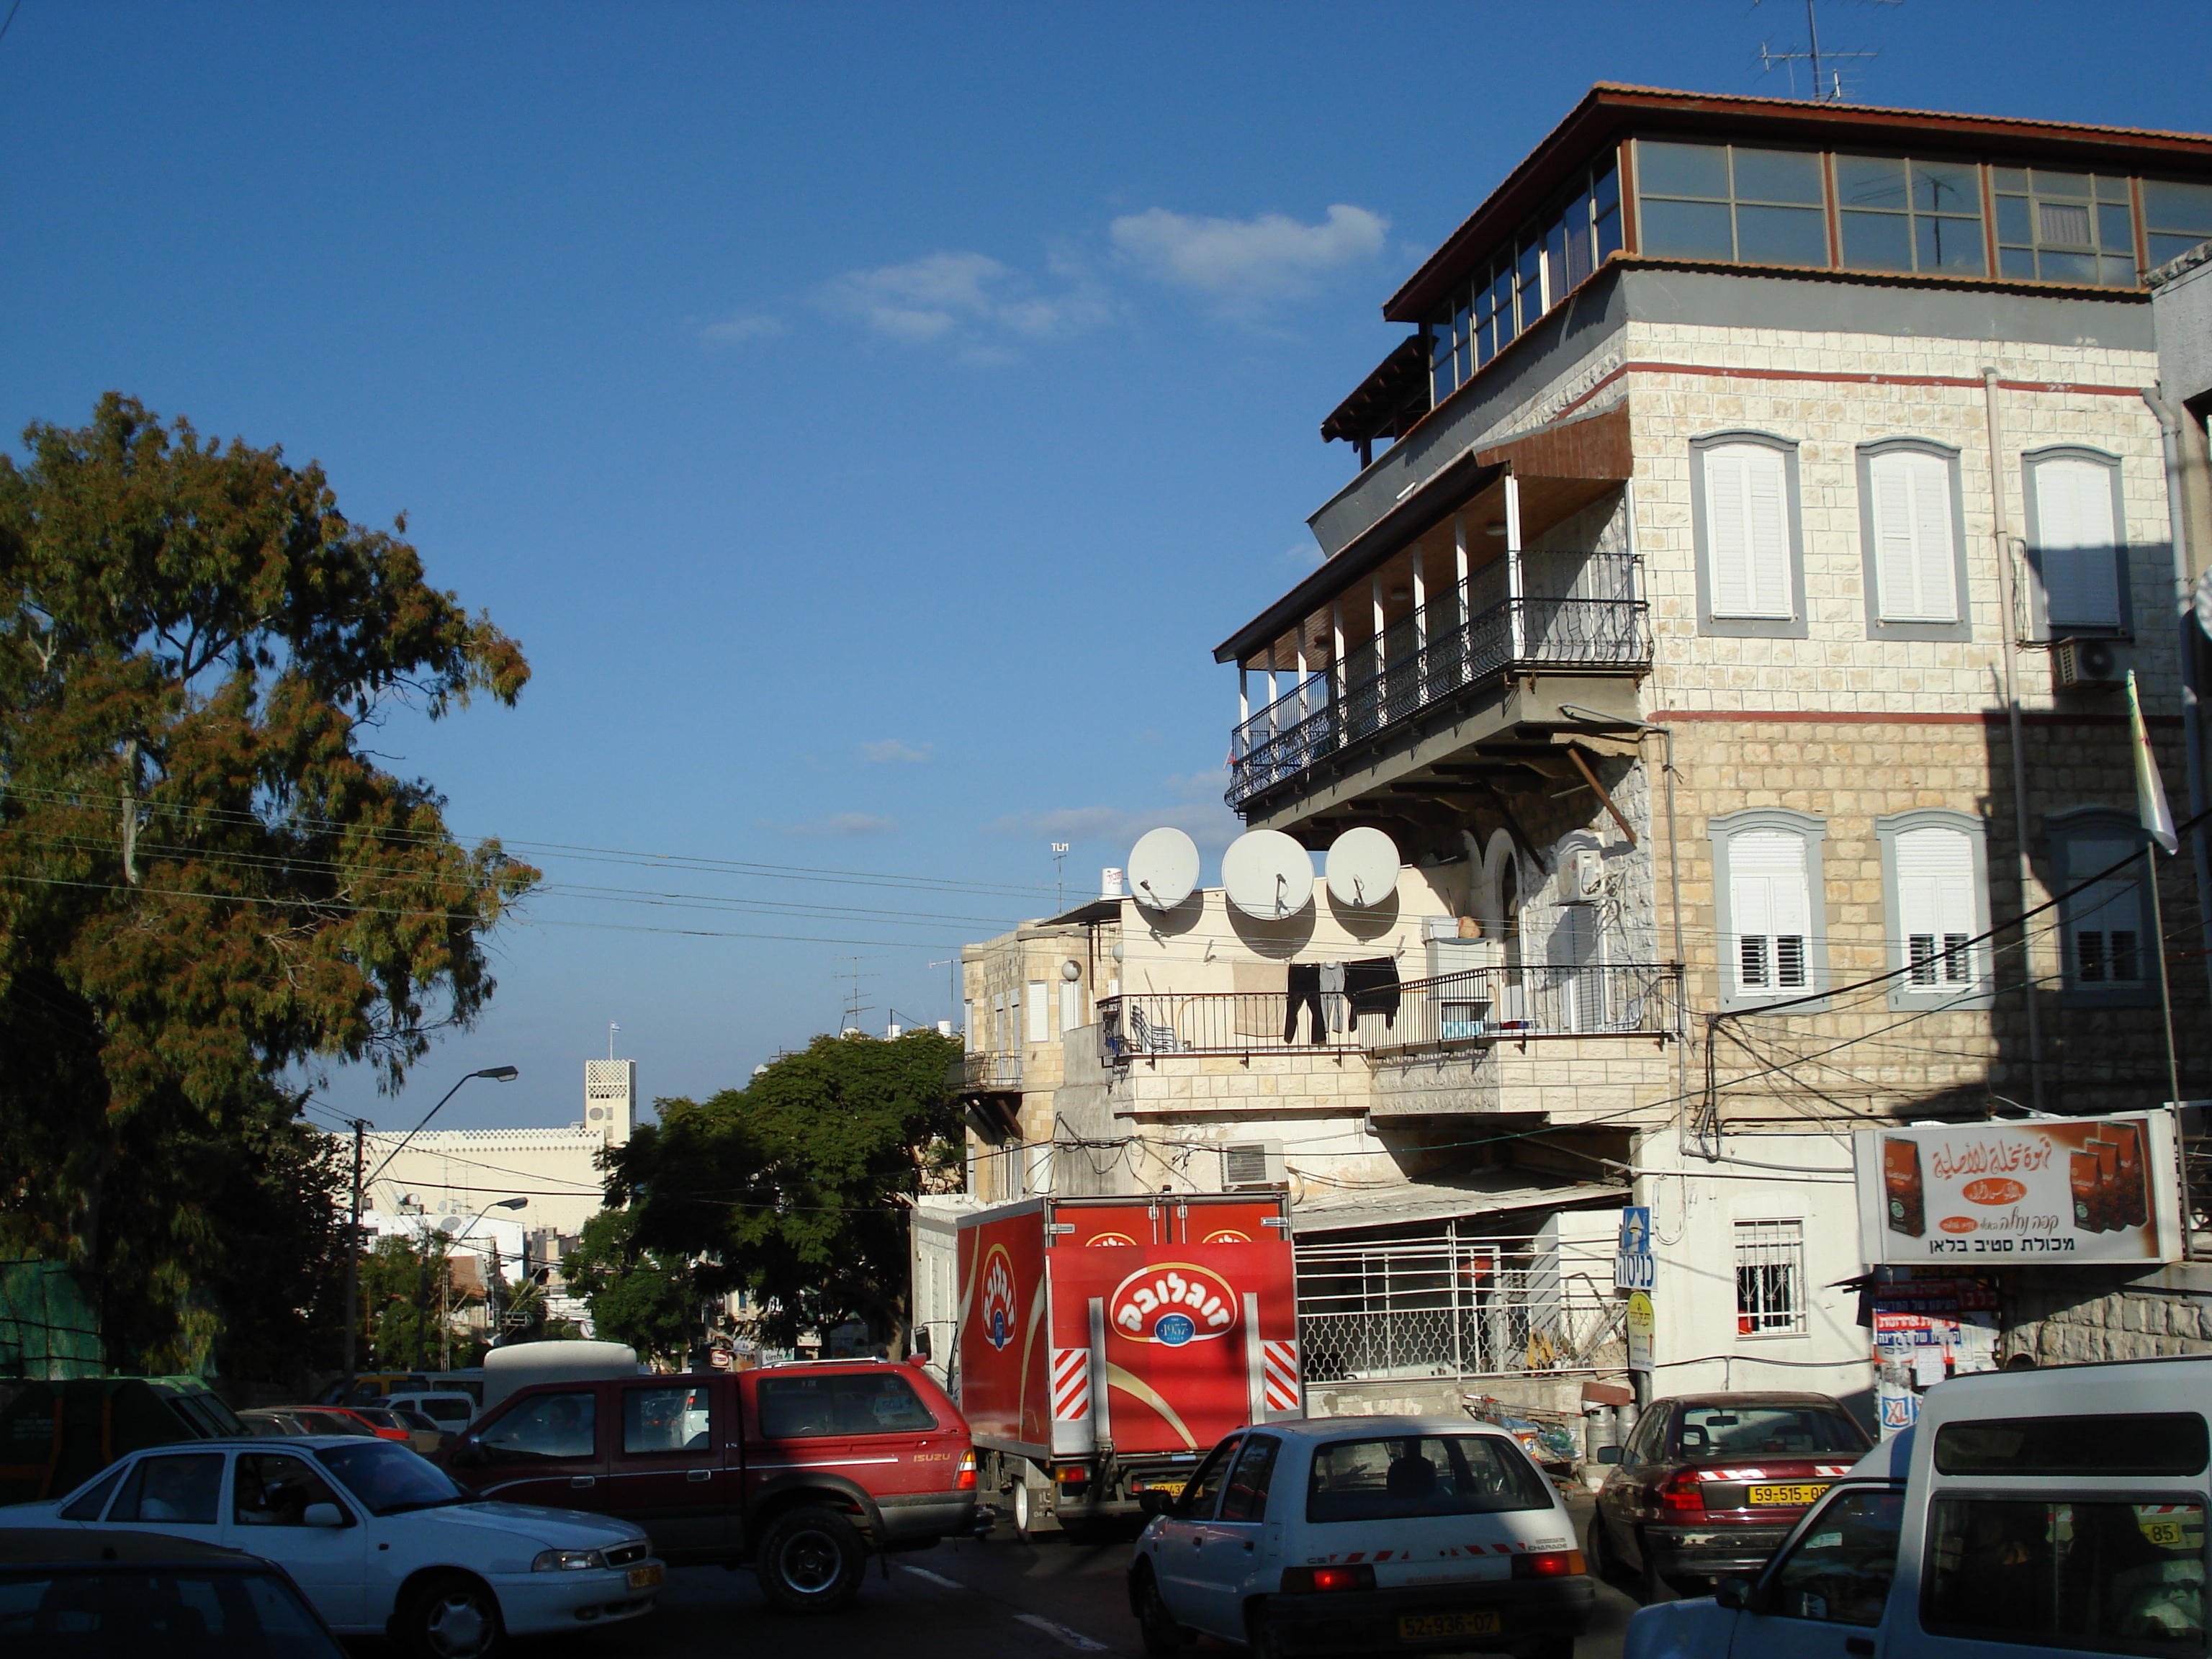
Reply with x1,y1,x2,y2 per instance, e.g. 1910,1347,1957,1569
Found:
609,1030,963,1347
0,394,534,1373
561,1208,698,1367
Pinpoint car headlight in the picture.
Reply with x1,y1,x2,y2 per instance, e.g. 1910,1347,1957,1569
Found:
531,1548,606,1572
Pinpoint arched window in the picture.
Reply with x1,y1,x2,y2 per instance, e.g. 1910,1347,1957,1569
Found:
1710,810,1830,1011
1877,811,1992,1010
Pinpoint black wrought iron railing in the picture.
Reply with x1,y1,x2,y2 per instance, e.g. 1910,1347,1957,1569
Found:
1227,549,1648,809
948,1052,1022,1092
1371,961,1682,1051
1097,993,1362,1066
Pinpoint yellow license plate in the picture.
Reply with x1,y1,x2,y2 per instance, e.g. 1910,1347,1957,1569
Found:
1747,1483,1829,1506
1398,1611,1501,1641
1144,1480,1186,1497
627,1564,665,1590
2142,1520,2187,1547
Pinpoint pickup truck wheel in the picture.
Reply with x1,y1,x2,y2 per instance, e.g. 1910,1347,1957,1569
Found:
395,1573,505,1659
1133,1565,1187,1655
757,1506,866,1614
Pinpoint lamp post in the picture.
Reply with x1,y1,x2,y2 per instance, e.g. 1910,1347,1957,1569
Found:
341,1065,518,1397
443,1197,528,1369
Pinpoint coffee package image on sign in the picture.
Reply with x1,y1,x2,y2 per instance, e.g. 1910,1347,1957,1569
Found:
1884,1137,1925,1238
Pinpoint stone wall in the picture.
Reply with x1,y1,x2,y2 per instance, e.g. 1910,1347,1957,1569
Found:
2002,1262,2212,1364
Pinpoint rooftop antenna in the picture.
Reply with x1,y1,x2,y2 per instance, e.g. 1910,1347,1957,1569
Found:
1051,842,1070,908
834,955,882,1033
607,1022,620,1062
1755,0,1893,102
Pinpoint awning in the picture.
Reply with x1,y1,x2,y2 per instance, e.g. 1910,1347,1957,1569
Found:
1292,1174,1626,1236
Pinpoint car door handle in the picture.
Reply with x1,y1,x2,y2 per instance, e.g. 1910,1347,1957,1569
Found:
1844,1641,1875,1657
686,1469,711,1482
570,1476,596,1488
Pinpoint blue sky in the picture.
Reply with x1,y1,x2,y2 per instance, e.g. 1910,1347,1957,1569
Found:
7,1,2211,1135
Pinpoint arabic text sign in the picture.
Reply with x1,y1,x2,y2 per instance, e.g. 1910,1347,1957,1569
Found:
1853,1114,2178,1267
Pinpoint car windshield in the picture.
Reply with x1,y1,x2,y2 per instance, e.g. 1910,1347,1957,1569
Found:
1306,1434,1552,1523
313,1442,472,1516
1676,1406,1867,1458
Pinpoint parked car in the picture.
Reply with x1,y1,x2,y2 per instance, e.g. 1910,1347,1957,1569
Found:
387,1390,480,1433
0,1524,349,1656
288,1407,382,1439
1589,1391,1870,1596
441,1357,978,1613
1128,1416,1594,1659
238,1408,316,1437
0,1433,662,1657
1625,1356,2212,1659
388,1407,448,1458
334,1404,420,1444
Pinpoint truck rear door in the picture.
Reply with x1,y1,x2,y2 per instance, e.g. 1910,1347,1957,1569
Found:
604,1376,730,1560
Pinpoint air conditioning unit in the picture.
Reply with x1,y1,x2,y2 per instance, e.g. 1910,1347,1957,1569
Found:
1562,845,1606,904
2053,637,2131,689
1220,1141,1286,1190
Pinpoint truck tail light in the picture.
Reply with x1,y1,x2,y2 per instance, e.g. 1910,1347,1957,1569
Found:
1281,1565,1375,1593
956,1451,976,1492
1511,1551,1587,1579
1660,1470,1707,1512
1053,1465,1087,1483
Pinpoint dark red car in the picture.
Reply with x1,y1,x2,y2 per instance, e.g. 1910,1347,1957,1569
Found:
440,1359,978,1612
1587,1391,1871,1596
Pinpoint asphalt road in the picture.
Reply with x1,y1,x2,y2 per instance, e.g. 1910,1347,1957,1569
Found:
410,1495,1647,1659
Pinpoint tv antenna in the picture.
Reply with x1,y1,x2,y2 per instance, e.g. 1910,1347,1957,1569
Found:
1051,842,1070,907
607,1022,621,1061
833,956,882,1033
1755,0,1894,102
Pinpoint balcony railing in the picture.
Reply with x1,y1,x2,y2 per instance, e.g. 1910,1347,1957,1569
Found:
949,1052,1022,1092
1370,961,1682,1052
1097,992,1362,1067
1227,549,1648,809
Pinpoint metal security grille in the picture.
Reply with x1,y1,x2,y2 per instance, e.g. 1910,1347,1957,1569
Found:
1735,1219,1805,1335
1295,1227,1619,1382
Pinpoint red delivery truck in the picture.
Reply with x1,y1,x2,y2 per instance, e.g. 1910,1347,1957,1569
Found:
953,1192,1301,1537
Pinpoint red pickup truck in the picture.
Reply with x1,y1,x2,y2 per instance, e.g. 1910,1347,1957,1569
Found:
441,1358,978,1611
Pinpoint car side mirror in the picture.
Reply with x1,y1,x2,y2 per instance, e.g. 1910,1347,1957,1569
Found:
302,1503,347,1529
1593,1445,1621,1465
1714,1576,1754,1611
446,1439,486,1468
1136,1490,1176,1519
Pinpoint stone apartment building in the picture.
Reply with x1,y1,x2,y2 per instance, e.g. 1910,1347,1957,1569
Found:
951,85,2212,1429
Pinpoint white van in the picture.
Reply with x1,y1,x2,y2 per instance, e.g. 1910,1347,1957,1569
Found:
479,1340,642,1417
1625,1354,2209,1658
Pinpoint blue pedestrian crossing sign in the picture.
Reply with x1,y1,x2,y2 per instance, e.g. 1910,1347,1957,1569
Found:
1615,1206,1654,1292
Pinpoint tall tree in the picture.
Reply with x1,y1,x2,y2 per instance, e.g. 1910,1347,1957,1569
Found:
560,1208,700,1367
609,1030,963,1347
0,393,534,1373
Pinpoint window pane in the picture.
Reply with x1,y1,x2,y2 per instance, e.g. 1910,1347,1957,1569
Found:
1219,1436,1280,1523
1912,161,1980,215
2041,249,2098,284
1936,1413,2209,1478
2097,174,2134,203
1593,159,1621,215
1305,1434,1550,1523
1734,146,1825,205
2033,169,2093,200
1766,1488,1907,1627
1182,1436,1241,1519
1737,204,1828,266
2100,255,2140,287
1835,153,1909,210
2098,203,2136,252
2038,201,2094,246
234,1453,348,1527
1595,202,1623,264
1994,194,2033,246
2144,179,2212,234
1639,139,1730,199
1917,216,1987,274
622,1385,711,1455
480,1390,595,1462
1990,166,2030,192
1678,1404,1866,1454
1564,190,1594,288
1999,246,2036,279
1926,1498,2207,1649
1840,210,1914,272
757,1371,938,1437
2151,231,2211,266
1640,197,1734,259
111,1454,225,1524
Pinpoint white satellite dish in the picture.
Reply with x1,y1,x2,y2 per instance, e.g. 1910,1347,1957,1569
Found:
1222,830,1315,921
1126,827,1200,911
1326,827,1401,908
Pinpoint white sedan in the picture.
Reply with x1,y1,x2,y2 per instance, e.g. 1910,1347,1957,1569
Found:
0,1434,662,1657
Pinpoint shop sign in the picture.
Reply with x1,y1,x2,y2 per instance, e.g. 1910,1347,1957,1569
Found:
1852,1113,2178,1267
1625,1290,1654,1374
1614,1207,1654,1292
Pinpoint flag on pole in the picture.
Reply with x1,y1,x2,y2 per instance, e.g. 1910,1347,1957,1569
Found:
2127,668,2179,855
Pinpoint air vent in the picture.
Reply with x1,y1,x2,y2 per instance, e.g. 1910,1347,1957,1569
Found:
1220,1141,1285,1190
2053,637,2130,689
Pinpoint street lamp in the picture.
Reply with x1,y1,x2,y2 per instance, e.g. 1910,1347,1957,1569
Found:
439,1197,530,1369
341,1065,518,1395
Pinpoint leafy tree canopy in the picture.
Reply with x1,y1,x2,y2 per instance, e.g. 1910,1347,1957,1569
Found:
561,1208,699,1368
0,394,535,1372
608,1030,963,1347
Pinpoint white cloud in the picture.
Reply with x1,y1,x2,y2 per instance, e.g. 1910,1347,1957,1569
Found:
817,249,1110,355
1110,204,1389,310
699,311,786,344
859,739,933,764
989,771,1241,853
762,812,899,838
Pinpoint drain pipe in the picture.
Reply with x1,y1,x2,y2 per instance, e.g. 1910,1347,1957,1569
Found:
2144,383,2212,974
1983,368,2046,1115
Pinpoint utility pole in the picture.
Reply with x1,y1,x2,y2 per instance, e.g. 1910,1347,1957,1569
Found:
341,1120,364,1395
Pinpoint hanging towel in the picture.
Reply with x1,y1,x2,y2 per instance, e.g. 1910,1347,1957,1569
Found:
1233,962,1288,1038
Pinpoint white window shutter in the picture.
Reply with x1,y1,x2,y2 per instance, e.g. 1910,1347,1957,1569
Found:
1871,451,1957,623
1730,830,1812,994
1895,827,1977,984
2034,459,2121,628
1706,444,1793,619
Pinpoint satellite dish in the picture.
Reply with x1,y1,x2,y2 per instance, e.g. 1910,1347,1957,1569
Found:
1326,827,1401,908
1126,827,1200,911
1223,830,1315,920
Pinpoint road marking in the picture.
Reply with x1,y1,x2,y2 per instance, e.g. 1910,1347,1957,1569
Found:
899,1565,968,1590
1015,1613,1109,1651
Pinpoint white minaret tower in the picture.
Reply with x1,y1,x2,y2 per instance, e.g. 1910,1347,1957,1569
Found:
585,1058,636,1146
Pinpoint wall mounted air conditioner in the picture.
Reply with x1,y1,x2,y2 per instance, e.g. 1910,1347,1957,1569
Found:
1220,1141,1286,1190
2053,637,2131,689
1562,845,1606,904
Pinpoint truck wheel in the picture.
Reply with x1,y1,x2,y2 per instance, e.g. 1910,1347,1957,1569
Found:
395,1573,505,1659
1010,1475,1037,1537
757,1506,867,1614
1133,1566,1187,1654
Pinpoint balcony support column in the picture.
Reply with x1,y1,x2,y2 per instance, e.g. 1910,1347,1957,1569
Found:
1411,549,1426,698
1331,599,1346,709
1504,473,1526,664
1455,511,1472,692
1238,662,1250,731
1295,634,1309,721
1371,575,1386,673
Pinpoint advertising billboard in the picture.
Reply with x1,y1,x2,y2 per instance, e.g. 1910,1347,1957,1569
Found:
1853,1113,2179,1267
